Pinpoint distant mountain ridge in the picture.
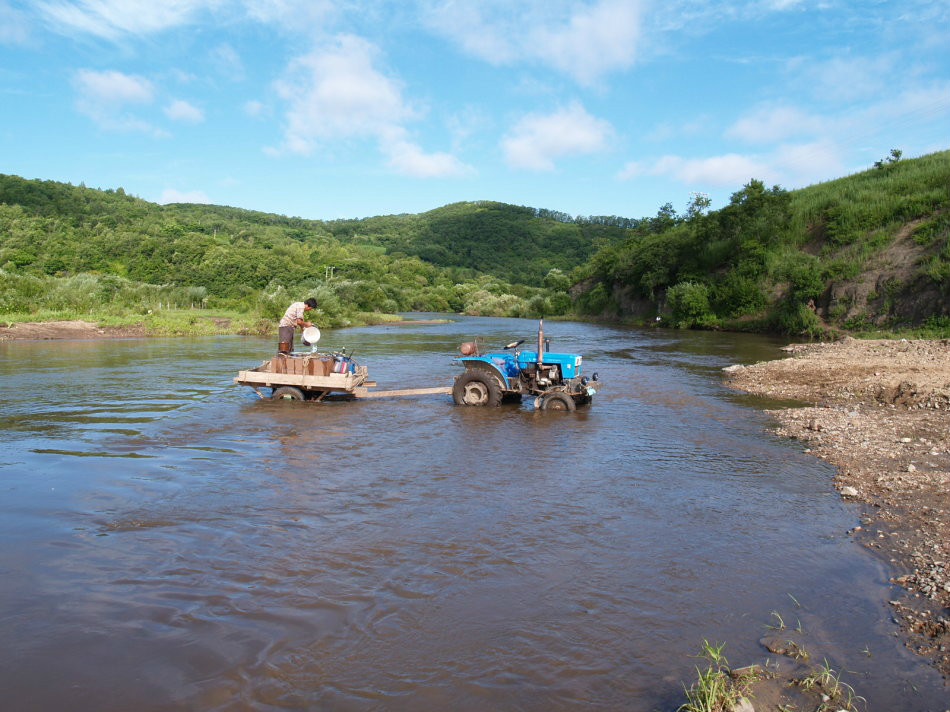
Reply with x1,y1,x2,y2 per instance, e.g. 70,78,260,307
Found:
0,175,631,287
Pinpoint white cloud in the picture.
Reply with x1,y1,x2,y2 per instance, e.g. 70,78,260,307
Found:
274,34,412,153
618,140,844,188
0,1,31,44
75,68,153,103
381,129,472,178
762,0,805,9
533,0,643,85
792,53,898,104
36,0,336,39
160,188,210,204
727,81,950,159
727,104,827,143
37,0,213,39
210,43,244,80
242,0,336,29
771,139,844,184
423,0,643,86
502,101,612,171
619,153,775,185
859,82,950,127
73,68,165,134
244,99,266,117
164,98,204,122
273,34,469,177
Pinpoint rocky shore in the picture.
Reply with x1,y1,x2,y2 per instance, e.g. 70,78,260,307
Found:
724,337,950,678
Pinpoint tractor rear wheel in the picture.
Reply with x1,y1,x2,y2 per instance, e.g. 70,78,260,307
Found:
453,370,503,407
539,392,576,411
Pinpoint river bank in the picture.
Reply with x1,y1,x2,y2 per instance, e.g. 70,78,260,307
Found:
724,337,950,680
0,314,449,340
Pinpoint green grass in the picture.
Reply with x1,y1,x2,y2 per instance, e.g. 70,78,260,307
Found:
677,641,761,712
797,659,864,711
0,307,408,336
787,150,950,247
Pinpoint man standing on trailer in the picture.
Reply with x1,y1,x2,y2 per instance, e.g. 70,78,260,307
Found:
278,297,317,353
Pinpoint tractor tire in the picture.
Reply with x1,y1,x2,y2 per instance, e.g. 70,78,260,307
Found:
272,385,306,401
453,370,503,407
539,392,576,411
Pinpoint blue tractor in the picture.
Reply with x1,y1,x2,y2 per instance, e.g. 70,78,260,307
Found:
452,320,598,411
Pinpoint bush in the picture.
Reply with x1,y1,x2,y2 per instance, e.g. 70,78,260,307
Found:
712,274,766,317
575,282,611,315
774,302,824,336
667,281,715,328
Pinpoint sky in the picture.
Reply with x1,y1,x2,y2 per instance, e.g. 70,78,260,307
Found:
1,1,948,222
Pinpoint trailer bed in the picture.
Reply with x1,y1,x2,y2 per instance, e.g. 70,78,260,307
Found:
234,356,450,401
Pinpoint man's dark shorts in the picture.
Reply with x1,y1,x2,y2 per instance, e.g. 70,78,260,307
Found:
278,325,294,350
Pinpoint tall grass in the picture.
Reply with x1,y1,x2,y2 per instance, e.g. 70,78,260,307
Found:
786,149,950,246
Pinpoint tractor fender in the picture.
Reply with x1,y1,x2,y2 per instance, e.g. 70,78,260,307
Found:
456,357,511,389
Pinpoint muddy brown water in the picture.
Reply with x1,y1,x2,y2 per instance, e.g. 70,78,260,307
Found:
1,316,946,711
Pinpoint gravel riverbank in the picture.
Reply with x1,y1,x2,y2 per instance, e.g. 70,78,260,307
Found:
725,337,950,678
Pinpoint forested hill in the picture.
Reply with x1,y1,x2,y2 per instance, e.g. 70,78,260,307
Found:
572,149,950,335
4,148,947,337
325,201,633,284
0,173,637,327
0,175,631,286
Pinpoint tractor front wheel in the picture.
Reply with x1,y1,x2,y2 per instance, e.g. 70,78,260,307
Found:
453,370,503,407
539,392,576,411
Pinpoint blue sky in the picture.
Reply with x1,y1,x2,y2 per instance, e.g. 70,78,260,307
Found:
1,1,948,221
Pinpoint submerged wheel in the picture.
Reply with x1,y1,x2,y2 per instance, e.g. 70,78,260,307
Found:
452,370,503,407
539,392,576,411
272,385,305,401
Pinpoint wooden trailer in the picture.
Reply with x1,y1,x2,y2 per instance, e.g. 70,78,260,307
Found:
233,353,451,402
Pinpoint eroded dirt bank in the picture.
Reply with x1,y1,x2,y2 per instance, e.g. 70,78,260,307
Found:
725,337,950,678
0,320,146,340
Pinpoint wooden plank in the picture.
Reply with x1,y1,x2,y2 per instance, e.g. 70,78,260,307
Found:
353,386,452,399
235,369,364,391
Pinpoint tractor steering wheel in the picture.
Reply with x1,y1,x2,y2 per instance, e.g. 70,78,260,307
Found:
503,339,525,350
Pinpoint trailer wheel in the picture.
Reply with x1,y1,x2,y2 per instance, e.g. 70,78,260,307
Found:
272,386,306,401
539,392,576,411
453,370,502,407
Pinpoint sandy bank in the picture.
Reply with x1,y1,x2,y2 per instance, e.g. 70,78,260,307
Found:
0,320,146,340
725,337,950,678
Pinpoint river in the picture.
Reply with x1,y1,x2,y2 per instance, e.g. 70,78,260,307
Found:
0,316,945,710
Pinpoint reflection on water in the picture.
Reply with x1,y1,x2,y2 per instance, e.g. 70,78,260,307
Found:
0,317,944,711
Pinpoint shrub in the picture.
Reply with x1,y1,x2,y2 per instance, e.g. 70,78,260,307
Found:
575,282,611,315
712,274,766,317
667,281,715,328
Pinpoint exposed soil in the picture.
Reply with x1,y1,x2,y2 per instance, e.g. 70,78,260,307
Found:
0,320,146,340
725,337,950,679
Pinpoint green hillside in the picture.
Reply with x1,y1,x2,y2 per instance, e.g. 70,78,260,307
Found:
574,149,950,336
0,175,626,331
2,149,947,337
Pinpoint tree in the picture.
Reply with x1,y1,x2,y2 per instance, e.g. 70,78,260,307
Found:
873,148,902,170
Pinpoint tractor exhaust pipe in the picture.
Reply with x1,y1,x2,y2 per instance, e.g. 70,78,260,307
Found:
536,319,544,366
